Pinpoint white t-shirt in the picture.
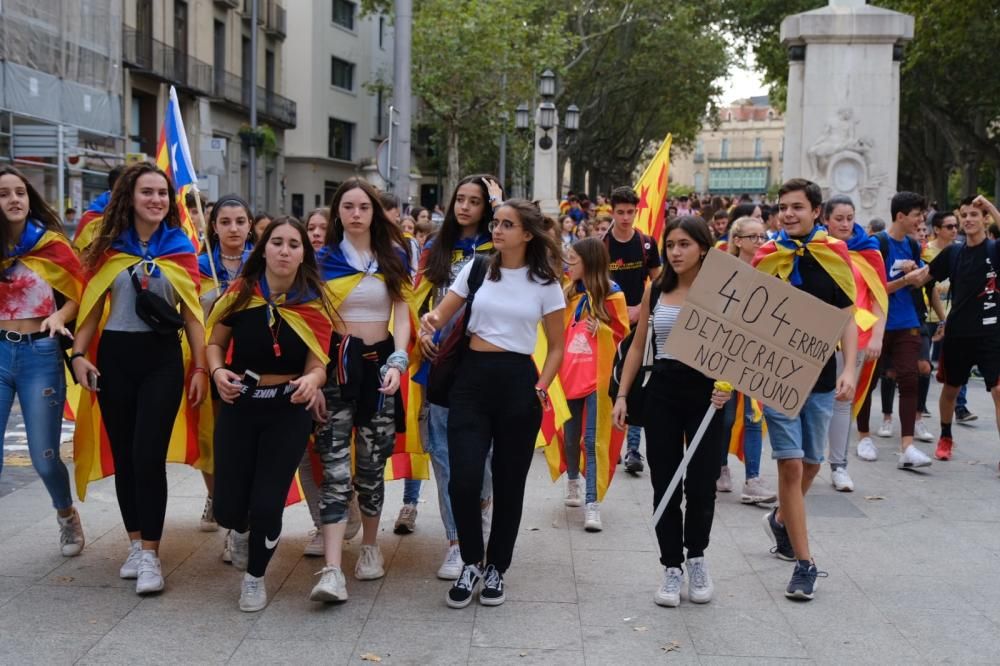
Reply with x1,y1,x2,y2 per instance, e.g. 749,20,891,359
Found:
450,260,565,355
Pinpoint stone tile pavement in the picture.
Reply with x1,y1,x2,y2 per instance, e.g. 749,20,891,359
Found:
2,382,1000,664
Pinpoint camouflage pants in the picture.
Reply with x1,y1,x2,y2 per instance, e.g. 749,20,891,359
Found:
314,380,396,524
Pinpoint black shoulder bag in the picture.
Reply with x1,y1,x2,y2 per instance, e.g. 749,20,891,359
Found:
130,267,185,335
426,255,489,407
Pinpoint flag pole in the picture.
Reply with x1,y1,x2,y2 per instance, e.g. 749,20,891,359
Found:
192,185,220,292
651,381,731,528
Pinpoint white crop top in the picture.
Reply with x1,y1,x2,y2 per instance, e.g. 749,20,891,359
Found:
450,261,565,355
339,275,393,322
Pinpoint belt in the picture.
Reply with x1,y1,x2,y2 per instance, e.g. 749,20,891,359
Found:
0,330,49,344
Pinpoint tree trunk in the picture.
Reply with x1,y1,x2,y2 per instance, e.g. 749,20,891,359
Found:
961,156,981,199
445,125,460,205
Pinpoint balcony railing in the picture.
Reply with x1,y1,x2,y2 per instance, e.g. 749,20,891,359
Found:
213,70,296,129
123,28,213,96
242,0,266,24
265,2,287,39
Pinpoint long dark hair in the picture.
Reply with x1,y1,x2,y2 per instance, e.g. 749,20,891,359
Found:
655,215,714,294
324,178,409,301
216,216,333,322
488,199,561,284
83,163,181,270
424,174,498,287
0,166,65,256
206,193,253,251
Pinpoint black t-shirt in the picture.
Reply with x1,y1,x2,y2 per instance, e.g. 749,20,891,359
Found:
929,241,1000,338
605,230,662,306
222,305,310,375
792,249,854,393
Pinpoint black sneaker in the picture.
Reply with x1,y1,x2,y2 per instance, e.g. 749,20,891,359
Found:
479,564,505,606
762,508,795,561
446,564,482,609
785,561,828,601
955,406,978,423
624,450,644,474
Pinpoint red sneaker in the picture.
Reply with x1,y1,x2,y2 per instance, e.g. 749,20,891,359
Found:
934,437,953,461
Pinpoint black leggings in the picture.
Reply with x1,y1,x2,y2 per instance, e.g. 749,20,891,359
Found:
642,361,724,569
97,331,184,542
213,383,313,577
448,351,541,573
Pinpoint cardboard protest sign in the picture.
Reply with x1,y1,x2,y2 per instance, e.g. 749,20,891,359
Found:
663,249,851,417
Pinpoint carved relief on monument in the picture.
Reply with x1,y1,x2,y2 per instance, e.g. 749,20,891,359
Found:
806,108,887,213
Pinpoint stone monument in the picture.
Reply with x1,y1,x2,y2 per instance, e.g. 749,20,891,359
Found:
781,0,914,225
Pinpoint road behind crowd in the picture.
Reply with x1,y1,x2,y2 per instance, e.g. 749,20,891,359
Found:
2,382,999,664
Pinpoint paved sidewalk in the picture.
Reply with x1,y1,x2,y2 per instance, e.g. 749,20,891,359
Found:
2,383,1000,664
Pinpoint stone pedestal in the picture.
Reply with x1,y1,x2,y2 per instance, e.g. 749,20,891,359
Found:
532,110,560,217
781,0,913,224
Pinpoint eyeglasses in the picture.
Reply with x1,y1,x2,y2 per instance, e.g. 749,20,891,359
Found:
941,224,958,230
736,234,768,242
488,219,519,232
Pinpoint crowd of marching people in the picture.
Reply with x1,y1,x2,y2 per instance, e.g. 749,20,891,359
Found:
4,161,1000,613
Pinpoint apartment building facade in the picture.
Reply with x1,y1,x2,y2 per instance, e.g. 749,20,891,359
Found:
672,96,785,197
283,0,394,218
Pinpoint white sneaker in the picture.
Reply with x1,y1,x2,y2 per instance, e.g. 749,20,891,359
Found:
914,419,935,442
393,503,418,535
221,530,233,563
898,444,932,470
686,557,714,604
135,550,164,595
564,478,583,507
57,508,85,557
200,496,219,532
831,467,855,492
345,497,362,541
655,567,684,607
310,565,348,602
876,419,893,438
584,502,602,532
304,529,325,557
354,544,385,580
239,573,268,612
229,530,249,571
716,466,733,492
856,436,878,461
740,477,777,504
119,540,142,579
437,544,463,580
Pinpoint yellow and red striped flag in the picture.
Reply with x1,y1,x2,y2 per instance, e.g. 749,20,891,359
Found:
633,134,672,243
155,86,201,251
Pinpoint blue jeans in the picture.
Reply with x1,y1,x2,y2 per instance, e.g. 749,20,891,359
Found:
764,391,835,465
626,424,641,453
403,478,420,505
720,394,762,479
0,336,72,510
956,384,968,410
425,404,493,541
563,392,598,504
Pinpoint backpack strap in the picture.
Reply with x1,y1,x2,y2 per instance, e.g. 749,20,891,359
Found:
876,231,889,261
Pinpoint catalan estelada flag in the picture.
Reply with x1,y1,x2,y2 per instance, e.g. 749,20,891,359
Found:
533,322,571,466
843,222,888,417
207,276,334,366
72,191,111,252
318,244,429,481
753,226,856,303
155,86,201,251
633,134,672,243
72,222,204,500
543,283,629,502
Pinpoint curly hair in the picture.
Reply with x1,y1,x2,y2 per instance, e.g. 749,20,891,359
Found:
83,163,181,270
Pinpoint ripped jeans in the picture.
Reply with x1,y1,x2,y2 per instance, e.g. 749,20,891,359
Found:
314,381,397,525
0,335,72,510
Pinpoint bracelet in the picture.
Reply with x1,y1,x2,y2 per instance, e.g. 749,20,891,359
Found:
211,367,226,381
386,350,410,373
615,395,627,401
69,352,86,362
192,367,208,376
534,385,548,395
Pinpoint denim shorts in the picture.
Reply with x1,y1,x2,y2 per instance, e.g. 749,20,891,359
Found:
763,390,835,465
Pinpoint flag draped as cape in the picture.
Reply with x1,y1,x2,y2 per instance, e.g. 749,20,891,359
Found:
72,191,110,252
3,220,85,304
318,244,428,481
753,226,856,303
543,282,629,502
843,223,888,417
73,222,204,500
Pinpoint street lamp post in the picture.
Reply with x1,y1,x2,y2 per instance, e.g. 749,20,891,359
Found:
515,70,579,216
